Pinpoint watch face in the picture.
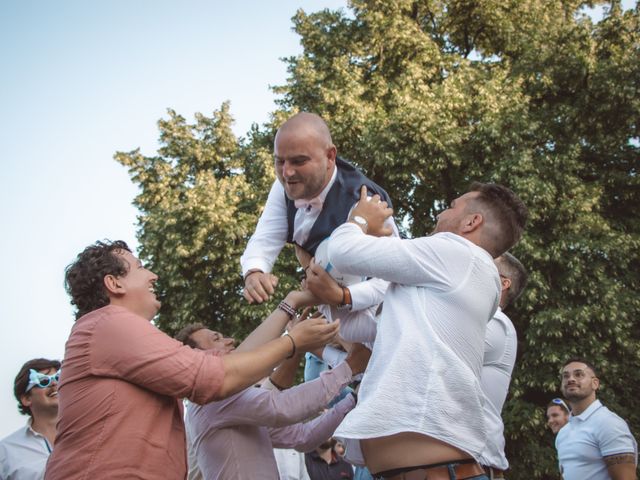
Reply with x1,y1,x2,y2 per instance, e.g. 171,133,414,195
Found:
354,215,367,226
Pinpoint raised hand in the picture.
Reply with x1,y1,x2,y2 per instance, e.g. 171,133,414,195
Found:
349,185,393,237
305,258,344,306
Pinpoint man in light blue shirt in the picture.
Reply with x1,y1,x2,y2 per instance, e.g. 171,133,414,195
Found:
556,358,637,480
0,358,60,480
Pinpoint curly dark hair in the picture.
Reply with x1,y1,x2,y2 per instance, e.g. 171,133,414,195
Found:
175,323,207,349
65,240,131,320
14,358,61,416
468,182,528,258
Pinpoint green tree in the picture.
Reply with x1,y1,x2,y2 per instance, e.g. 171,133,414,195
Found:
115,103,300,339
275,1,639,477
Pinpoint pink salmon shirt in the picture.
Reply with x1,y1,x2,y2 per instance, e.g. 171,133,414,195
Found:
45,305,225,480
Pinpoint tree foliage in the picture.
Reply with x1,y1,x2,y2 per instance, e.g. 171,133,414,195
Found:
115,104,300,339
275,1,640,477
117,1,639,477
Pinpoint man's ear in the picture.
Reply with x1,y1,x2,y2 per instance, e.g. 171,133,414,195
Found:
501,276,512,293
20,393,32,410
461,213,483,233
326,144,337,165
104,274,125,295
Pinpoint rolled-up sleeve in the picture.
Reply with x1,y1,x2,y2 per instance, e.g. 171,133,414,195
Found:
89,309,225,404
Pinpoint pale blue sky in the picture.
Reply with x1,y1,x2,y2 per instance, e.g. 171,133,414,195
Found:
0,0,632,438
0,0,347,437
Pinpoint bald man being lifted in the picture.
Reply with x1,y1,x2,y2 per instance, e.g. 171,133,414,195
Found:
241,112,397,344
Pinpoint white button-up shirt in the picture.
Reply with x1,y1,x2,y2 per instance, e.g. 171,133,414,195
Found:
329,227,500,461
0,420,52,480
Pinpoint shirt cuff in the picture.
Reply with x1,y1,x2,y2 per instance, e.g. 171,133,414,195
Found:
347,281,375,311
241,258,273,278
333,392,356,416
320,360,353,386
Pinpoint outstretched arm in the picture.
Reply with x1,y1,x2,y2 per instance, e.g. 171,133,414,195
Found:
216,317,339,399
235,291,318,353
269,394,356,452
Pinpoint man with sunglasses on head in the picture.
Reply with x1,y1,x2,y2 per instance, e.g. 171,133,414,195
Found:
0,358,60,480
556,358,637,480
546,398,570,435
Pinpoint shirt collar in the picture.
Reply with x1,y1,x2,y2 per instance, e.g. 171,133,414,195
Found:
571,398,602,422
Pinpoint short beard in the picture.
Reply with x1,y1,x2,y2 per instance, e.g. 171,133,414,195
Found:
563,389,590,403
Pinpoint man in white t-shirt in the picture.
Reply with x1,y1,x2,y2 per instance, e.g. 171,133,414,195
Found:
556,358,637,480
479,252,528,477
329,183,528,479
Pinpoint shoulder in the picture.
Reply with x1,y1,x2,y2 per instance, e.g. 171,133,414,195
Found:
0,426,26,446
592,405,633,432
491,309,516,334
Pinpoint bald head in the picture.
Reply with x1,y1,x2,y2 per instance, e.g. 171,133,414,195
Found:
274,112,337,200
275,112,333,148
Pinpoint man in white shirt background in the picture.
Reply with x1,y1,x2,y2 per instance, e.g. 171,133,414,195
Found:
329,183,528,479
0,358,60,480
479,252,528,477
556,358,637,480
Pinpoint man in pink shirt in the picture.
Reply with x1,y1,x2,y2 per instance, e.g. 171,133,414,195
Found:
45,240,339,480
177,323,370,480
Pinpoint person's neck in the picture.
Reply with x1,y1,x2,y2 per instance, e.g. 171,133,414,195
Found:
317,448,334,464
569,395,597,416
31,413,57,446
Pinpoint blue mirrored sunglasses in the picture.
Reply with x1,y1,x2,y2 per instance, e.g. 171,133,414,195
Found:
552,397,570,413
25,369,60,392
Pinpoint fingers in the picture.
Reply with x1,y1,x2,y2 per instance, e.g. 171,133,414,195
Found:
244,272,277,303
299,307,313,321
360,184,368,202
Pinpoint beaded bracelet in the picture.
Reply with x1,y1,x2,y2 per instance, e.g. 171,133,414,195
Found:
278,301,297,319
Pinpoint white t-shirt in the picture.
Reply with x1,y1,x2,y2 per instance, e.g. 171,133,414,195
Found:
329,227,500,460
556,399,638,480
478,307,517,469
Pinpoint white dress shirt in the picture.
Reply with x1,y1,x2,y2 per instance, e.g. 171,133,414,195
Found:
556,399,638,480
241,172,396,344
0,420,52,480
329,226,500,461
478,307,518,469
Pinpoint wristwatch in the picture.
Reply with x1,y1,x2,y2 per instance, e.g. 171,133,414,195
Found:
351,215,368,233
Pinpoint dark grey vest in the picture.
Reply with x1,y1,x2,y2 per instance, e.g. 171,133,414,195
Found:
285,157,392,256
